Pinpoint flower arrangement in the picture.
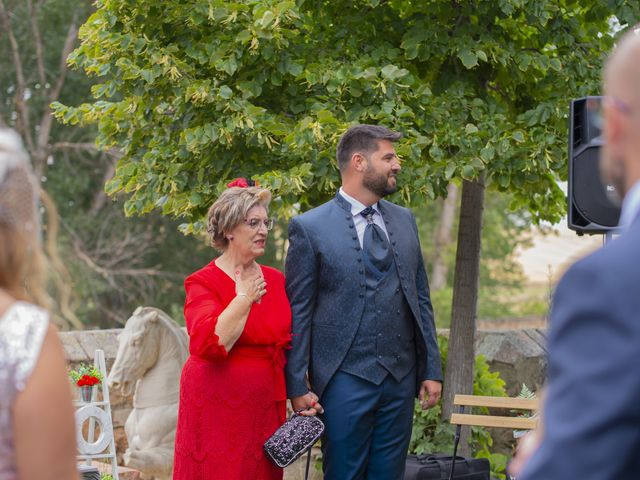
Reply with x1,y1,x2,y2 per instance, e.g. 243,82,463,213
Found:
69,363,103,387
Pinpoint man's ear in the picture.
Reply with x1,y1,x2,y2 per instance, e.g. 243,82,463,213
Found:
352,152,367,172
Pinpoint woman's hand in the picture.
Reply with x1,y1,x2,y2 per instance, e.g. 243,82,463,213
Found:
235,268,267,304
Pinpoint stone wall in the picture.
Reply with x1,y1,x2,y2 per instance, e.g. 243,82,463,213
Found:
60,328,546,472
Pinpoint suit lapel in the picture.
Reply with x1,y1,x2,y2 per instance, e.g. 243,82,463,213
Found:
377,201,398,255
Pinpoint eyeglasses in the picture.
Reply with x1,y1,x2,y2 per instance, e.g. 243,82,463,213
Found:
602,95,633,115
245,218,275,231
588,96,634,131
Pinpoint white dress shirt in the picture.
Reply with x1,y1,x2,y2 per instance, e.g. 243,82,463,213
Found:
618,180,640,231
339,187,390,247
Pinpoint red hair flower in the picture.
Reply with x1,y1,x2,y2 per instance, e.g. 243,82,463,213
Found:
227,178,258,188
227,178,249,188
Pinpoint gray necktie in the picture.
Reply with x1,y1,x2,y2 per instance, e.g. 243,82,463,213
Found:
360,207,392,274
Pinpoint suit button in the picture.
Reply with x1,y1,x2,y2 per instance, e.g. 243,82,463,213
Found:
396,288,400,293
392,241,396,246
346,216,351,220
357,258,362,263
397,334,401,339
349,224,354,229
389,231,393,236
355,246,361,251
359,293,364,298
360,283,365,288
396,309,400,314
352,236,357,240
378,355,382,359
359,269,363,274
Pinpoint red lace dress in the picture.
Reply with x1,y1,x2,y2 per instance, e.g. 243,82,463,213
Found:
173,261,291,480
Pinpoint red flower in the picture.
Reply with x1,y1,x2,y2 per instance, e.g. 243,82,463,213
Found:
227,178,249,188
76,374,100,387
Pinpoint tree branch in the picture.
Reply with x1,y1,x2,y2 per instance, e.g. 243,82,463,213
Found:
49,10,79,105
89,155,117,216
51,141,100,152
0,0,35,154
51,141,123,159
27,0,46,87
34,9,79,175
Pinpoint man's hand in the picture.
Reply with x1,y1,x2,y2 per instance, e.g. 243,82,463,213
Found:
418,380,442,410
509,429,542,477
290,391,324,416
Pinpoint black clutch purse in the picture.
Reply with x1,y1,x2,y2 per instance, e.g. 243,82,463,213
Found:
263,412,324,469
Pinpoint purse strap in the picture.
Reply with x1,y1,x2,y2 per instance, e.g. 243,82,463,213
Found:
448,405,464,480
304,447,312,480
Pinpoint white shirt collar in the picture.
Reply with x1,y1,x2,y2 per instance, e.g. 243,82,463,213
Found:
338,187,380,216
618,180,640,230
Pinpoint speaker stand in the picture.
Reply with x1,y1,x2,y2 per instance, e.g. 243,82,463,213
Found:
603,230,616,245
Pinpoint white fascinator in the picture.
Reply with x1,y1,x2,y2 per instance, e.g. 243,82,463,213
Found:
0,129,38,231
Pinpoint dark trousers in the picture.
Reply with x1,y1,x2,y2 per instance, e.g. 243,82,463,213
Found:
320,368,416,480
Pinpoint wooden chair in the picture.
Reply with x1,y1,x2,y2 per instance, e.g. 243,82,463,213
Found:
451,394,540,431
447,394,540,479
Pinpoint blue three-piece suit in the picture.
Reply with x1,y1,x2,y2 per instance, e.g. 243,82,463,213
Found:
285,192,442,480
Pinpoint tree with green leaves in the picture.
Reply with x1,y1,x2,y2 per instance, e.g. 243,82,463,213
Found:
54,0,640,450
0,0,216,328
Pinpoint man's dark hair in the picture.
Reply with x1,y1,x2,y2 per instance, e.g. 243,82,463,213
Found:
336,124,402,171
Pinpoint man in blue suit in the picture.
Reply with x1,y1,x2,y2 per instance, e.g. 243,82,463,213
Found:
285,124,443,479
518,29,640,480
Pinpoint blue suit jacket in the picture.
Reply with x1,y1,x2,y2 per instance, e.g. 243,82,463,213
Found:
521,218,640,479
284,193,442,399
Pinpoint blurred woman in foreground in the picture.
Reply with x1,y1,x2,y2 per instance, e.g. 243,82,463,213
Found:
0,129,78,480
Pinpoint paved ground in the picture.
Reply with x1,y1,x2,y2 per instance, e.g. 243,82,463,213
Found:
516,221,602,284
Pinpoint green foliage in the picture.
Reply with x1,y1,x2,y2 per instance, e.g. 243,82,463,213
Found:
410,336,508,478
68,363,103,383
419,189,537,327
517,383,537,401
54,0,640,229
1,0,222,328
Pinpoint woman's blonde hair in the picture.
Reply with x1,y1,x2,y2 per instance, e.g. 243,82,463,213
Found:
0,130,48,306
206,186,271,251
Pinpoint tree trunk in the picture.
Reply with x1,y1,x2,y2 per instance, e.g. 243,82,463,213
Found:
431,183,458,290
441,175,485,457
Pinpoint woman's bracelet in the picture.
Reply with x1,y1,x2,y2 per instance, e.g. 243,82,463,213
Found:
236,292,253,304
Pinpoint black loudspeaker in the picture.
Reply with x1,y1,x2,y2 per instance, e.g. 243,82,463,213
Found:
568,96,621,234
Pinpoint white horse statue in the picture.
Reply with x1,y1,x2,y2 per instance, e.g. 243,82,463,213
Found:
108,306,188,480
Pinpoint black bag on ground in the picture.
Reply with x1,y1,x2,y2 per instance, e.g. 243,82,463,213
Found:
404,454,490,480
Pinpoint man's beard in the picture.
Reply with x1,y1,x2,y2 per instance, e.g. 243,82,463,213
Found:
363,167,397,198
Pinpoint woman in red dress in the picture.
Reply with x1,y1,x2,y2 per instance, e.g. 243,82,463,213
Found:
173,180,291,480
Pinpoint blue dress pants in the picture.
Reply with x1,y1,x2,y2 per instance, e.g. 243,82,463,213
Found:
320,368,416,480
